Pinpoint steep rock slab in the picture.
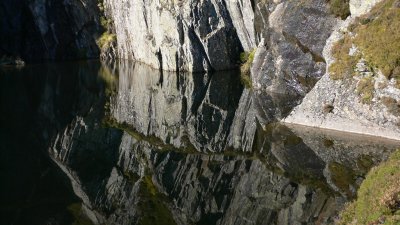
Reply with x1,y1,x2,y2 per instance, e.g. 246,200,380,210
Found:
250,0,337,96
104,0,243,72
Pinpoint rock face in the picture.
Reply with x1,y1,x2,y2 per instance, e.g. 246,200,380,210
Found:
0,0,102,62
103,0,337,82
283,73,400,140
104,0,243,72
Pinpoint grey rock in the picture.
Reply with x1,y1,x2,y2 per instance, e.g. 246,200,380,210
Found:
251,0,337,96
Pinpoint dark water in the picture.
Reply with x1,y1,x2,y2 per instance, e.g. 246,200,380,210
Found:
0,60,399,225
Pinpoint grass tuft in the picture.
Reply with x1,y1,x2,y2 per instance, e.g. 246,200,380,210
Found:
354,0,400,79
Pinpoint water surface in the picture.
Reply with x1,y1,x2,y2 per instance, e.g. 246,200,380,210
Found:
1,60,399,225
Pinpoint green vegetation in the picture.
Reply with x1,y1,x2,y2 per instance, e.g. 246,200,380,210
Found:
137,176,177,225
328,0,400,103
96,0,116,52
96,32,116,51
98,64,118,96
338,150,400,225
240,49,256,89
329,0,351,19
354,0,400,80
102,116,198,154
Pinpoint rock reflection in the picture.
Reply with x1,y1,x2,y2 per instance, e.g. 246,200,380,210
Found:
109,60,243,152
46,61,399,225
3,60,398,225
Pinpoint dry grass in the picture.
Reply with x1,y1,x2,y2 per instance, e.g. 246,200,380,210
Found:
381,96,400,116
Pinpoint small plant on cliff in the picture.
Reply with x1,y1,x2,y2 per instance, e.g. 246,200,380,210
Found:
240,49,256,89
338,150,400,225
356,76,375,104
329,0,351,19
96,32,116,51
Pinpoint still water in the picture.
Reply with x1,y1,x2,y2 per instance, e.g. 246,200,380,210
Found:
1,60,399,225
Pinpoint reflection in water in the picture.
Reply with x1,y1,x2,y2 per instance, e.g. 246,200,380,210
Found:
109,61,243,152
1,60,399,225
